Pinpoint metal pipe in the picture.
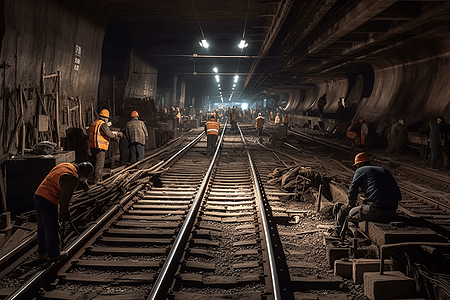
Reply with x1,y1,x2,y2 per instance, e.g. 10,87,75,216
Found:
238,123,282,300
148,120,227,300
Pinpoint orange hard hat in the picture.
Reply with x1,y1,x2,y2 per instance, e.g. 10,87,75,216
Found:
131,110,139,118
354,152,370,166
99,109,110,118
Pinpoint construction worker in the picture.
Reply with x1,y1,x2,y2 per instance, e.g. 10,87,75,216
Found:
283,114,289,135
359,117,368,147
256,113,264,136
274,113,280,125
89,109,121,183
333,152,401,238
126,110,148,163
205,115,220,156
34,162,94,261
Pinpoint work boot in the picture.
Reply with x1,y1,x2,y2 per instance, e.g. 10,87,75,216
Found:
48,251,68,262
37,252,48,261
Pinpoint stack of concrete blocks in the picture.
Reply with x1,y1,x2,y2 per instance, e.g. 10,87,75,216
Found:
334,258,419,299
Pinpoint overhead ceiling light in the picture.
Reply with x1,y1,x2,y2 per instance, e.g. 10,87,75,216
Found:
234,75,239,83
199,39,209,48
233,84,236,87
238,40,248,49
213,67,218,73
215,75,220,82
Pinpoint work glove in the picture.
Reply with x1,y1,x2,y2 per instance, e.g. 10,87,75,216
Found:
60,211,70,223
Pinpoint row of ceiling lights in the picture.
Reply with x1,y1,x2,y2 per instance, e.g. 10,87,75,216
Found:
199,39,248,49
213,67,239,102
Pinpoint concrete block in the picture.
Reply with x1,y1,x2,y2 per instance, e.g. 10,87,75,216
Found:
326,241,350,268
360,221,447,246
334,259,353,279
364,271,417,300
353,259,393,284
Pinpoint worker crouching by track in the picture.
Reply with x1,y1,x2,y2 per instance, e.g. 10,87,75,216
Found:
333,152,402,238
205,115,220,156
33,162,94,262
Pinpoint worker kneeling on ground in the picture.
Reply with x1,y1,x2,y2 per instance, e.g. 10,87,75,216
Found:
333,152,401,237
34,162,94,262
205,115,220,156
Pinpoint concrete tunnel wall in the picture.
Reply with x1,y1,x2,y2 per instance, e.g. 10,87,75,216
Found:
286,34,450,129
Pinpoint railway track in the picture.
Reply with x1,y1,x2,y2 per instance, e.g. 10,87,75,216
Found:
1,122,294,300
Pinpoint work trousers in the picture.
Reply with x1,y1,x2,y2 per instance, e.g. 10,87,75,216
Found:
130,142,145,163
256,128,263,136
207,134,218,156
336,203,397,233
34,194,61,257
90,148,106,183
430,148,439,168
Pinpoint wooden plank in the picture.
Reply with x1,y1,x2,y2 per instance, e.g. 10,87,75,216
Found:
88,246,167,255
114,221,180,228
127,210,186,215
75,260,161,269
121,215,183,221
42,290,146,300
99,237,172,244
63,273,154,284
106,228,175,236
184,261,215,271
232,261,259,269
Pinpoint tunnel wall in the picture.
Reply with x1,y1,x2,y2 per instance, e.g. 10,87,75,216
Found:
0,0,106,100
0,0,107,154
286,37,450,129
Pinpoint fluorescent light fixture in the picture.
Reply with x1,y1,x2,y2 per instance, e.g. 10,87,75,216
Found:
234,75,239,83
233,84,236,87
238,40,248,49
199,39,209,48
213,67,218,73
215,75,220,82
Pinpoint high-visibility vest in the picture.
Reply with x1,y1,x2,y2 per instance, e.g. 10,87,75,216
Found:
206,120,220,135
89,119,110,150
275,115,280,124
35,163,78,205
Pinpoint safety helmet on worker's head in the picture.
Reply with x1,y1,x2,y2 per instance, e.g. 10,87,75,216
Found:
210,115,215,120
131,111,139,118
99,109,110,119
359,117,365,123
398,119,404,126
353,152,370,166
77,162,94,179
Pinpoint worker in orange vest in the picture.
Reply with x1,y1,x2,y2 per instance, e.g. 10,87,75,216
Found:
34,162,93,261
205,115,220,156
88,109,122,183
274,113,280,125
256,113,264,136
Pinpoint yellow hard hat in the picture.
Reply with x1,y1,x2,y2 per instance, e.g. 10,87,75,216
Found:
131,110,139,118
354,152,370,166
99,109,110,118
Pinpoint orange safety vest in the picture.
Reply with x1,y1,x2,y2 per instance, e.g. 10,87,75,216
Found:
206,120,220,135
89,119,110,150
35,163,78,205
275,115,280,124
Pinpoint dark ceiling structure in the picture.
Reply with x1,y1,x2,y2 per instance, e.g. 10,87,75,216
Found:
98,0,450,104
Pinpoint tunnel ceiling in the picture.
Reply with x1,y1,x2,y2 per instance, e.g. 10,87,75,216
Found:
93,0,450,102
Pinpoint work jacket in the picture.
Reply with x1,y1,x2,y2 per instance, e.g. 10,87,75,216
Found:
126,118,148,145
275,115,280,124
89,119,110,150
205,120,220,135
256,116,264,128
35,163,78,206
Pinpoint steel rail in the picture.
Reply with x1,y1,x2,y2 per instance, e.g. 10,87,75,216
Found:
238,123,282,300
4,132,205,300
148,120,227,300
